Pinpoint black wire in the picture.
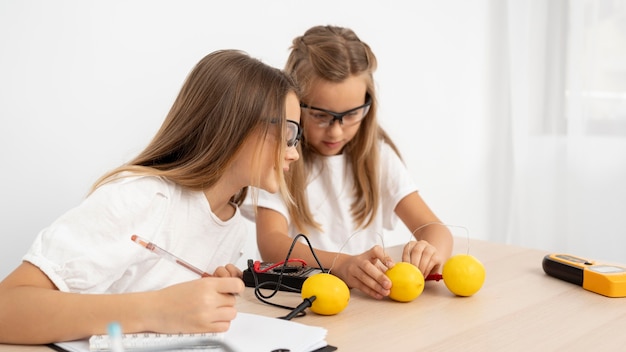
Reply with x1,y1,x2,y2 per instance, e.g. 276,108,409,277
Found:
279,296,316,320
291,233,327,271
250,233,328,317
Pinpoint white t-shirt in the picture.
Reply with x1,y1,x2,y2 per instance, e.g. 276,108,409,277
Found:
24,175,247,293
242,142,417,254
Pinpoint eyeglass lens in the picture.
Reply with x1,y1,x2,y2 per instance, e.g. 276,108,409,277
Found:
286,120,302,148
301,99,371,128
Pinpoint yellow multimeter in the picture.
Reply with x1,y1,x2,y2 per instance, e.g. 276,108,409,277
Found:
542,253,626,298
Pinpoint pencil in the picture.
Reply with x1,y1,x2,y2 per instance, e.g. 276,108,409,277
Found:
131,234,212,277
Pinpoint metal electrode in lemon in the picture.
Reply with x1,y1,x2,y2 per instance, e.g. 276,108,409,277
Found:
442,254,486,296
301,273,350,315
385,262,425,302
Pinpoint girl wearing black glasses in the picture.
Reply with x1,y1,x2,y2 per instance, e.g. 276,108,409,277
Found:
0,50,301,344
245,26,452,300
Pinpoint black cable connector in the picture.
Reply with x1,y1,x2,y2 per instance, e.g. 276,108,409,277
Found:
279,296,317,320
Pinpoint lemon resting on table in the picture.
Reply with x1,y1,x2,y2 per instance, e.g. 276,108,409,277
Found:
385,262,425,302
301,273,350,315
442,254,486,296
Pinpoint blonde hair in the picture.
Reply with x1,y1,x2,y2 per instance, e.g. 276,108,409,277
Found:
285,25,401,233
92,50,299,206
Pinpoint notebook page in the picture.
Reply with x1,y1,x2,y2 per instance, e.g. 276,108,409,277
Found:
53,312,327,352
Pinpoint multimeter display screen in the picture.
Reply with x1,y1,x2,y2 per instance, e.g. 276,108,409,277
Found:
589,265,626,274
555,254,588,264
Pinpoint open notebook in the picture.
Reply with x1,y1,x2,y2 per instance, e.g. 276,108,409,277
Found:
53,312,330,352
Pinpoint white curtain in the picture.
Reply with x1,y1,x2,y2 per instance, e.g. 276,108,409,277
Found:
486,0,626,263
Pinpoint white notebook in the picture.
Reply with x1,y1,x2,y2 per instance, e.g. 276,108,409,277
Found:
54,312,328,352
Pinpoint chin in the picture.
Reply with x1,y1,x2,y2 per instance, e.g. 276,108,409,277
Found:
259,183,279,194
315,144,344,156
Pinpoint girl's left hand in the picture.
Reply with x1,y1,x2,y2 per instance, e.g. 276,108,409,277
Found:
401,240,443,277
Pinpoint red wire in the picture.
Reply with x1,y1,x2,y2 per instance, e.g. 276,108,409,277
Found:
253,259,443,281
253,259,308,273
426,273,443,281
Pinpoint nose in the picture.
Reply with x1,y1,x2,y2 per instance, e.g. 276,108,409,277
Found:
285,145,300,163
326,119,343,137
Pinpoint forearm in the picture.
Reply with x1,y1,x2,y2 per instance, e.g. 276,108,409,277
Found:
0,286,154,344
395,192,454,260
414,224,454,259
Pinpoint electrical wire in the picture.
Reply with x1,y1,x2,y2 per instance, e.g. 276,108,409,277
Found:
410,222,471,255
250,234,327,318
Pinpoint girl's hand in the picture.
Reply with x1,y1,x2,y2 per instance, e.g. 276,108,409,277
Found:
152,277,244,333
213,264,243,278
334,245,394,300
402,240,443,277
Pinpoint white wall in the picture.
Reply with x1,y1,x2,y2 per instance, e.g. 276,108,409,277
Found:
0,0,492,279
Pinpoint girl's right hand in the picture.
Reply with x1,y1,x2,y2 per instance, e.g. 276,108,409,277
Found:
152,277,244,333
213,264,243,278
334,245,394,300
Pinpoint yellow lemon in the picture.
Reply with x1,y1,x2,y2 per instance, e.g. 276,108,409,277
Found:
442,254,486,296
301,273,350,315
385,262,425,302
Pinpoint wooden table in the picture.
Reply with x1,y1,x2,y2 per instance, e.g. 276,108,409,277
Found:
2,238,625,351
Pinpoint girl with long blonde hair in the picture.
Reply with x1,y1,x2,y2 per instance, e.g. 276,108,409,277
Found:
0,49,302,344
245,26,452,300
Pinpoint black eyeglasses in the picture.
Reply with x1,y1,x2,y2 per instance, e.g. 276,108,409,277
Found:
286,119,302,149
300,97,372,128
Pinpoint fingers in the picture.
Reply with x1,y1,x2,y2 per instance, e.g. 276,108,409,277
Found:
192,279,242,329
212,266,229,278
212,265,243,279
203,320,234,333
338,242,446,300
369,245,394,268
225,264,243,278
212,277,245,295
335,247,394,300
156,278,243,333
190,302,238,333
347,265,390,300
402,240,442,275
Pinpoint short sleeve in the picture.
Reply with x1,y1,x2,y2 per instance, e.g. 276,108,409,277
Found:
23,176,172,293
240,188,290,223
379,143,418,230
